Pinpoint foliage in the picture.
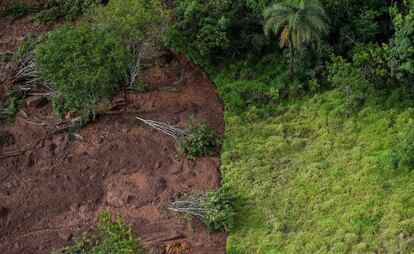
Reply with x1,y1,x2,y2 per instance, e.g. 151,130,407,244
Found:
88,0,170,87
8,0,41,20
263,0,329,50
167,0,268,66
218,81,414,252
350,43,390,83
180,124,221,160
170,188,236,232
32,0,100,23
6,89,25,120
320,0,392,51
55,211,145,254
388,3,414,83
204,187,236,232
263,0,329,80
35,25,132,117
392,129,414,171
88,0,169,44
327,56,368,113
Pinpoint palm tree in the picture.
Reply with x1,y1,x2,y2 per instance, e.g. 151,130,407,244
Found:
264,0,329,81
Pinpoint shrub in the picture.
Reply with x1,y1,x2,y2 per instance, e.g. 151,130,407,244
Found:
388,3,414,83
167,0,268,66
350,43,390,83
169,188,236,232
88,0,169,44
180,124,220,160
327,56,368,113
392,129,414,170
32,0,100,23
6,89,25,120
54,211,145,254
35,25,132,117
8,1,41,20
88,0,170,88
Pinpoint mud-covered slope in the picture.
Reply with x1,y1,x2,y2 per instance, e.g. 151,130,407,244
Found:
0,35,226,254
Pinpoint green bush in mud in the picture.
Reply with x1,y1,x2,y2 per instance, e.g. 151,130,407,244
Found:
35,24,132,118
180,124,221,160
54,211,145,254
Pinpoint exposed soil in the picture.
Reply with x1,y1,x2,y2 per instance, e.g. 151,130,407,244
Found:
0,11,226,254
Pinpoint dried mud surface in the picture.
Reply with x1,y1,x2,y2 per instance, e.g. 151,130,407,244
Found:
0,12,226,254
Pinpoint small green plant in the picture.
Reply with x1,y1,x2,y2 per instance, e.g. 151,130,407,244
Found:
6,89,25,120
35,24,132,117
9,1,41,21
32,0,100,23
180,124,221,160
392,129,414,170
54,211,145,254
169,188,235,232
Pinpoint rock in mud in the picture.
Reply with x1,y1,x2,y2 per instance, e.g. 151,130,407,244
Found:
106,190,125,208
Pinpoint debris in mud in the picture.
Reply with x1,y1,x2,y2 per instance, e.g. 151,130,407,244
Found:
25,96,47,108
165,241,191,254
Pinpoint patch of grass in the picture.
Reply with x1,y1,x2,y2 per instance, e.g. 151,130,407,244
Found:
54,211,145,254
218,85,414,252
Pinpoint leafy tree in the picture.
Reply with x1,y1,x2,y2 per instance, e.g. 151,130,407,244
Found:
167,0,269,66
264,0,329,81
35,25,132,118
88,0,169,44
388,2,414,84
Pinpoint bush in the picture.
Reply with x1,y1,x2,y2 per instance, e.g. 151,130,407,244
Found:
32,0,100,23
35,25,132,117
9,0,41,20
54,211,145,254
88,0,169,44
327,56,368,113
6,89,25,121
169,188,236,232
388,3,414,83
350,43,390,83
167,0,268,66
180,124,220,160
392,129,414,170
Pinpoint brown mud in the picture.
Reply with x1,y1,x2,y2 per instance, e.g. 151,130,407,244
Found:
0,10,226,254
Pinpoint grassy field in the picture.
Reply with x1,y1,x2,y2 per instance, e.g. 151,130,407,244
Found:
216,84,414,253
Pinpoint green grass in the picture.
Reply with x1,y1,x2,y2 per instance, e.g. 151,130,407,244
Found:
217,87,414,253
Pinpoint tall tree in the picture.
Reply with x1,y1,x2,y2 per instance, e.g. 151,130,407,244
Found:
264,0,329,80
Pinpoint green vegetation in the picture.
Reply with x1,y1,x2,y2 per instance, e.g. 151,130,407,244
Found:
5,89,25,121
218,84,413,252
35,25,132,118
55,211,145,254
32,0,100,23
170,188,236,232
88,0,169,44
264,0,329,80
8,0,41,20
180,124,221,160
4,0,414,252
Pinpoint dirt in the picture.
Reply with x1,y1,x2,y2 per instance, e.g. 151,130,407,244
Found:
0,11,226,254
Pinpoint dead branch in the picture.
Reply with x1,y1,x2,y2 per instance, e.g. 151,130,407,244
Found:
136,117,188,141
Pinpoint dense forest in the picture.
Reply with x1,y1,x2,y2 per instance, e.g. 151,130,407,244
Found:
0,0,413,253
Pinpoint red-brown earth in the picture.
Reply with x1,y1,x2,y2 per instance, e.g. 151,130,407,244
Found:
0,9,226,254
